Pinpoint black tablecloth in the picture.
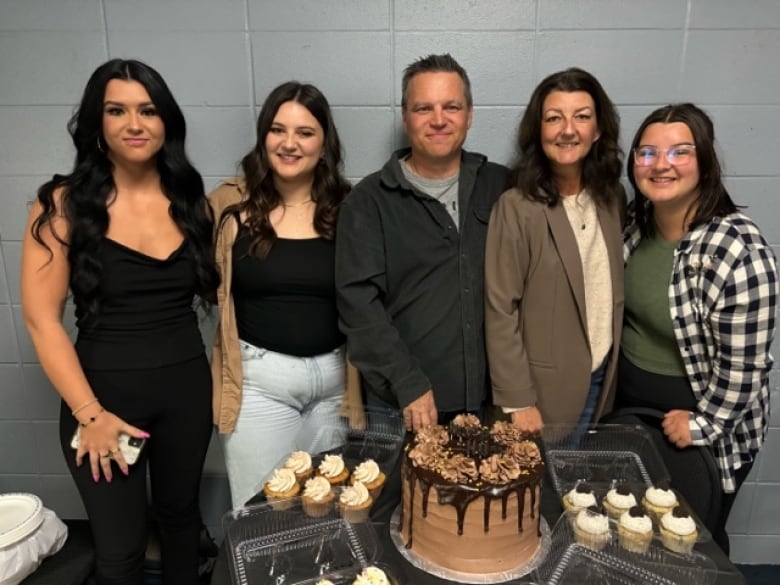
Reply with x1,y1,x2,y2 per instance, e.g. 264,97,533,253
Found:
210,459,746,585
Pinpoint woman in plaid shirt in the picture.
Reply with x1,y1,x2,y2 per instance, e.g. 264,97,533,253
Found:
619,103,778,555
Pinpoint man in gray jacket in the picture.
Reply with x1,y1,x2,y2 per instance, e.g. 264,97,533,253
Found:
336,54,507,433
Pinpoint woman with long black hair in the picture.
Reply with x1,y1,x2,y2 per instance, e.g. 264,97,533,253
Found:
21,59,219,585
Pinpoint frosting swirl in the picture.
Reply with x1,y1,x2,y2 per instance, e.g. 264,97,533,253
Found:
490,420,528,445
318,454,346,478
606,485,637,509
303,476,333,501
451,413,481,428
566,484,597,508
408,441,444,468
415,425,449,445
645,485,678,508
340,481,370,506
478,453,522,483
576,507,610,535
438,453,478,482
352,566,390,585
266,468,296,493
509,440,542,465
661,509,697,536
353,459,381,484
283,451,312,474
619,506,652,533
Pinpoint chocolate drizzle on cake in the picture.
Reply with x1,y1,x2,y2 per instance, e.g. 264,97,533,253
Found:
401,418,545,548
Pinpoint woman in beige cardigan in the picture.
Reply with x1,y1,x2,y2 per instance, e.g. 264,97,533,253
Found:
485,68,625,433
209,82,358,507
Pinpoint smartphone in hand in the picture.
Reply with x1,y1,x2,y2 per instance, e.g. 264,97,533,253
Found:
70,427,146,465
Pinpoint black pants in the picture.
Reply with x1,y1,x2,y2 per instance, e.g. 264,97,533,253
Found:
59,355,212,585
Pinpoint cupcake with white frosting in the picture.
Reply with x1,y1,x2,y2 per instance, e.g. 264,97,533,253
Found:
642,480,679,523
317,454,350,486
351,459,386,499
618,505,654,554
573,505,611,551
563,482,598,518
262,468,300,510
283,450,313,483
603,483,638,519
659,506,698,554
339,481,373,523
302,475,335,518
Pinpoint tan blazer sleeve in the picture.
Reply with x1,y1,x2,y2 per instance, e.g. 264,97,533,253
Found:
340,359,366,430
485,190,538,409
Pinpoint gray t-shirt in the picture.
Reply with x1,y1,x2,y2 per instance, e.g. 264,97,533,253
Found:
401,157,460,228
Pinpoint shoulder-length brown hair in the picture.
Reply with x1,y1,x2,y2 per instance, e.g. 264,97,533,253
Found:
509,67,623,207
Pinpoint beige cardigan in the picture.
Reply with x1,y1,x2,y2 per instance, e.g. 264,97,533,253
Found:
209,179,364,433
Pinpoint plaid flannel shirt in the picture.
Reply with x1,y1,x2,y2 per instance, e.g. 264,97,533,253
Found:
624,209,778,492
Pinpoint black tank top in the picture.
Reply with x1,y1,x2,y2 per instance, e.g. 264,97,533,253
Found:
232,223,344,356
75,238,204,370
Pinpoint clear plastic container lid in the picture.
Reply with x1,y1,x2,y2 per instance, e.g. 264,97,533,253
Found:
294,562,403,585
543,423,671,497
223,498,380,585
535,513,718,585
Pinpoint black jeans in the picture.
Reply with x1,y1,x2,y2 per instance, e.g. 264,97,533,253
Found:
59,355,212,585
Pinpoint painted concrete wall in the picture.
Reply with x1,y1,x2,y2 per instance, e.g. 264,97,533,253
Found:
1,0,778,562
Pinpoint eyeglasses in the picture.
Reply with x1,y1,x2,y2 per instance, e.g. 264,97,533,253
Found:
633,144,696,167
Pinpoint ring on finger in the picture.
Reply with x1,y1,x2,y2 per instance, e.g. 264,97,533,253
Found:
110,447,120,455
99,452,110,459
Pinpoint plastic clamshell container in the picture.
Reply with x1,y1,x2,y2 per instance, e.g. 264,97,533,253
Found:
543,423,670,497
295,563,403,585
535,513,718,585
223,498,379,585
255,406,406,500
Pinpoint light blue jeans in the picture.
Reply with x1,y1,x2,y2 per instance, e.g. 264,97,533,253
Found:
222,340,346,508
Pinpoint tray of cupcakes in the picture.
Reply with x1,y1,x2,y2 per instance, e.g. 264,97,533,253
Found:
255,405,406,513
561,479,712,554
535,509,718,585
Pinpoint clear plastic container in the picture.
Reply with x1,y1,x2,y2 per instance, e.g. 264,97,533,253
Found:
294,563,403,585
535,513,718,585
223,498,380,585
543,423,670,497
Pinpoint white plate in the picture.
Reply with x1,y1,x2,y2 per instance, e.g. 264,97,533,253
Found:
0,493,44,548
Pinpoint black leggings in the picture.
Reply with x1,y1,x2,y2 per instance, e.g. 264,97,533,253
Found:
59,355,212,585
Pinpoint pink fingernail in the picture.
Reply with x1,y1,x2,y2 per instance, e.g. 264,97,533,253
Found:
106,477,112,484
92,474,99,483
141,432,150,438
122,468,129,476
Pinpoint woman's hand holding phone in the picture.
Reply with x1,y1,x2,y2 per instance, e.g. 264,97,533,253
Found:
71,411,150,482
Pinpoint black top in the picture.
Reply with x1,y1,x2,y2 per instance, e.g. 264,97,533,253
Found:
232,224,344,357
75,238,204,370
335,149,508,412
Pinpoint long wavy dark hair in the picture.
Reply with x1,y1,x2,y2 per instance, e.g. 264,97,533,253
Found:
31,58,219,324
627,103,738,238
509,67,623,207
224,81,351,258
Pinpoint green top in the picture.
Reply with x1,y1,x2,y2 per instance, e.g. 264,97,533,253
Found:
622,232,687,376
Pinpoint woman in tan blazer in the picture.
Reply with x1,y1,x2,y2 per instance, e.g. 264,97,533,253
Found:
485,68,625,432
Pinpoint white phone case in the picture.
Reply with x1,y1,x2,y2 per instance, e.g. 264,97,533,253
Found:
70,427,146,465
